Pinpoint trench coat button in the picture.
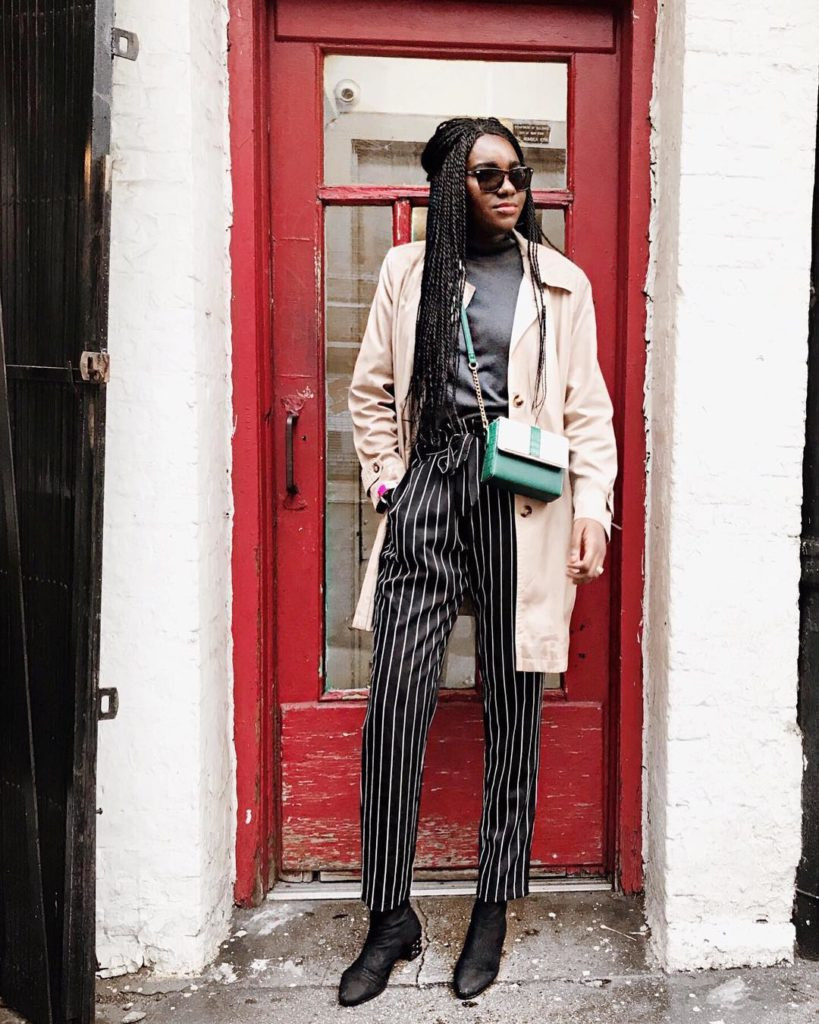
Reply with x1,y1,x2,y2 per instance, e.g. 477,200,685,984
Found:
512,394,524,408
520,504,533,517
372,461,380,473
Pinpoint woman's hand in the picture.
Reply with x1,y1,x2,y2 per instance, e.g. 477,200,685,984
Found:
566,517,607,585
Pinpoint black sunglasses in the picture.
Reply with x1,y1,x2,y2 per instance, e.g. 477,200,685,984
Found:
465,165,534,193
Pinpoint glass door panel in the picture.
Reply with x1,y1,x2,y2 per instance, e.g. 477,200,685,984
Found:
324,205,392,691
324,56,568,188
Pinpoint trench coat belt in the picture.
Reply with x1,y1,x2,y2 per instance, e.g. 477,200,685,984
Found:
414,413,486,515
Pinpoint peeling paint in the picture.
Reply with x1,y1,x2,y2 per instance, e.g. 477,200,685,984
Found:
247,904,304,937
208,963,238,985
248,958,272,974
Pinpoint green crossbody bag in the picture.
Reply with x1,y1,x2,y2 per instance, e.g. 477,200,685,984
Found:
460,305,568,504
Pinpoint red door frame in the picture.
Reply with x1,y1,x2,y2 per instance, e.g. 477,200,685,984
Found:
228,0,654,905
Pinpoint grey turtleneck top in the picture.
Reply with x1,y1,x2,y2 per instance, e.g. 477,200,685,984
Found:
454,232,523,420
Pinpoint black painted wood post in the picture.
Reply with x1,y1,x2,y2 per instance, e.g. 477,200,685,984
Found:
796,84,819,960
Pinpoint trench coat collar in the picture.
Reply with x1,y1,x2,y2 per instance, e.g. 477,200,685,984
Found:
462,229,575,354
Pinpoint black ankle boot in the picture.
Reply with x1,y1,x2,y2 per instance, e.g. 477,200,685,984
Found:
338,901,423,1007
453,898,507,999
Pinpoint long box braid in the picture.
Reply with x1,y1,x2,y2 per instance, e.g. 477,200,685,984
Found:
409,116,549,437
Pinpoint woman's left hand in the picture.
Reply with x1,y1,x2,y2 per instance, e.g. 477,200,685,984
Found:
566,518,607,585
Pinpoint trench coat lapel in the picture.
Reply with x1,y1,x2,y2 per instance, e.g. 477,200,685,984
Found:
507,230,580,359
509,267,539,360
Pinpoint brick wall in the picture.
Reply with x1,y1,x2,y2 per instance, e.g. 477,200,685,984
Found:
95,0,234,975
644,0,819,970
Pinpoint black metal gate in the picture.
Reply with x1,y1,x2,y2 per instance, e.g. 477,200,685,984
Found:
0,2,118,1021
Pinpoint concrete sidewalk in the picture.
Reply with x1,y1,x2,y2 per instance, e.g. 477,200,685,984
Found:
4,891,818,1023
93,892,819,1024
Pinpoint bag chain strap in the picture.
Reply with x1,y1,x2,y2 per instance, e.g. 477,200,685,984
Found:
459,305,490,435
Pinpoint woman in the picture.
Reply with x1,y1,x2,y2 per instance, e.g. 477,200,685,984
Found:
340,117,617,1006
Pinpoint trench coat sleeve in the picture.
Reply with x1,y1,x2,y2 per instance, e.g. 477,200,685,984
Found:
348,248,406,511
562,273,617,540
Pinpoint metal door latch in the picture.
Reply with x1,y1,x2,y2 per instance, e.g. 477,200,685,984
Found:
112,28,140,61
80,351,110,383
98,688,119,721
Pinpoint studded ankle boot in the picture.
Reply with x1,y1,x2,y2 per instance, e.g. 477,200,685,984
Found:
338,901,423,1007
452,898,507,999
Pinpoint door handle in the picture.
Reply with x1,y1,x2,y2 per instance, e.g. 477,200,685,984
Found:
286,411,299,494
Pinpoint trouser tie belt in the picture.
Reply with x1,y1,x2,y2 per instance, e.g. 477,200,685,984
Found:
415,416,485,514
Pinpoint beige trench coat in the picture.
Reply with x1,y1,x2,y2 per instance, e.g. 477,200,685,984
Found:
347,229,617,673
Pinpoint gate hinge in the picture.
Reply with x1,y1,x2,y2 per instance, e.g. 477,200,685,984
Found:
98,688,119,721
80,351,110,383
112,28,140,61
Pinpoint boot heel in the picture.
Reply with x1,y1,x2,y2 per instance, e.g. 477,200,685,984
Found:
403,936,423,961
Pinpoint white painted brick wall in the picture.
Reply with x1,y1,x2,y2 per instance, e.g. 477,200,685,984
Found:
96,0,234,975
644,0,819,970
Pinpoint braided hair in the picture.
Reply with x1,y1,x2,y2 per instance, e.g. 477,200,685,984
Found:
409,116,548,435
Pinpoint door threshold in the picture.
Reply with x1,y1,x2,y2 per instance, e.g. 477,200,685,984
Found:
267,876,613,902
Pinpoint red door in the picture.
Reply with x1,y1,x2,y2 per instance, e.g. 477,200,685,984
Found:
270,0,622,882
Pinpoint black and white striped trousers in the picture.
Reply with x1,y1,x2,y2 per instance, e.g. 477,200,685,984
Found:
361,419,545,912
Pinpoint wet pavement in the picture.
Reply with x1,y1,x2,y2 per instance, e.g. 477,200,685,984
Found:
3,891,818,1023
